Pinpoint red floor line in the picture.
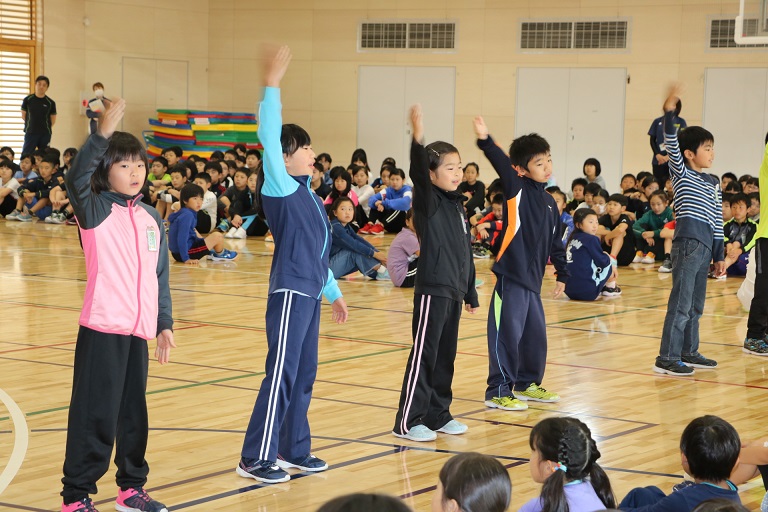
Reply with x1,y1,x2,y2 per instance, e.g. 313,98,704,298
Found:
173,324,204,331
0,341,76,354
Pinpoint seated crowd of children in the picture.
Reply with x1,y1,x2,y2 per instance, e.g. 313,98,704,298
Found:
0,143,762,298
315,414,767,512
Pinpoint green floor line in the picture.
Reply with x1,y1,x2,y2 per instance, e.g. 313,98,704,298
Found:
0,347,410,422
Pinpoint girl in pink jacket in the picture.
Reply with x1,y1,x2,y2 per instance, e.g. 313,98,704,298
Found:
60,98,175,512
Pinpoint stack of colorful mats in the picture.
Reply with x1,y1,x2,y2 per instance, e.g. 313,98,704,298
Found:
144,109,261,159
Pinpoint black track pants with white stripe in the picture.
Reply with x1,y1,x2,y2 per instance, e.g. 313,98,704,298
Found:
242,291,321,462
393,294,462,435
369,207,406,233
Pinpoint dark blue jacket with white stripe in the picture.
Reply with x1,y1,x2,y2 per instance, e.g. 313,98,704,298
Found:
258,87,342,303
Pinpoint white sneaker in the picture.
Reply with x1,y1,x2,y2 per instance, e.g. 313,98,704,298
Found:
232,227,247,239
225,227,237,239
641,255,655,264
632,254,643,263
46,213,65,224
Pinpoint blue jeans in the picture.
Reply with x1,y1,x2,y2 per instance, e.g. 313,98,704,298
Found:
329,249,379,279
657,237,711,362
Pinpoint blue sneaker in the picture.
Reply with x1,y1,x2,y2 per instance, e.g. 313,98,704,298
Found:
436,419,468,435
392,424,437,442
376,267,390,280
209,249,237,261
217,219,231,232
236,458,290,483
276,453,328,472
17,211,33,222
5,209,21,220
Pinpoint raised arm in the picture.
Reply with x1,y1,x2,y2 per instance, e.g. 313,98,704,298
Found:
408,105,432,195
662,83,686,180
473,116,522,191
258,46,299,198
65,98,125,225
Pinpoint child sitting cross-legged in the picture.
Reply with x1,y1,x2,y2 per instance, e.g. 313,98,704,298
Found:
387,209,420,288
722,192,757,277
632,190,674,264
565,208,618,301
471,193,504,258
598,193,635,271
329,196,389,280
360,167,412,235
168,183,237,264
549,188,574,248
619,415,742,511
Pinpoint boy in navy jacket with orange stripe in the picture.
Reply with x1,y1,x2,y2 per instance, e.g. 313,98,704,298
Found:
474,117,569,412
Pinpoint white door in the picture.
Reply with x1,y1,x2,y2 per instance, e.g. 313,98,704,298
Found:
516,68,626,193
358,66,456,176
703,68,768,176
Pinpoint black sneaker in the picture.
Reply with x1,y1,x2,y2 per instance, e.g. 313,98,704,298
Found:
601,285,622,297
115,487,167,512
659,257,672,273
236,458,290,483
62,498,99,512
682,353,718,369
276,453,329,472
653,359,695,375
743,338,768,356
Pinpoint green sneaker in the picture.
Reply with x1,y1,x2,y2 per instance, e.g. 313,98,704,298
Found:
484,396,528,411
515,383,560,403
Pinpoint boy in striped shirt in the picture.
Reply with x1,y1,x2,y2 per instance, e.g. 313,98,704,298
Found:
654,84,724,376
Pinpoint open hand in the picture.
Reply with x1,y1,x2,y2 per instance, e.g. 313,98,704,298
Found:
155,329,177,364
552,281,565,299
97,97,125,139
331,297,348,324
410,104,424,142
473,116,489,140
264,45,292,88
663,82,685,113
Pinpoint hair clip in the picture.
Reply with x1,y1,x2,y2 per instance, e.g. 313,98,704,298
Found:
554,462,567,472
428,148,440,158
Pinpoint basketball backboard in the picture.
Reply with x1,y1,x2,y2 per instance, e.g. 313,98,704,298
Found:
735,0,768,43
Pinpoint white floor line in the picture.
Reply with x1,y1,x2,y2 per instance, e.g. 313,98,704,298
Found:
0,387,29,494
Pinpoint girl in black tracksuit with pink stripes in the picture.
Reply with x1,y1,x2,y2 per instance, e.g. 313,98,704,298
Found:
392,106,479,442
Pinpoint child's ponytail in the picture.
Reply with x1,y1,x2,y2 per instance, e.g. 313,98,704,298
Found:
587,437,616,509
538,463,568,512
530,417,615,512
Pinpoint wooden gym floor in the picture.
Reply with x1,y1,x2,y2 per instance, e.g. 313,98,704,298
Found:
0,218,766,511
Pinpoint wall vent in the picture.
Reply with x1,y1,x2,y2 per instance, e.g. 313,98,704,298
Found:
520,19,628,50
